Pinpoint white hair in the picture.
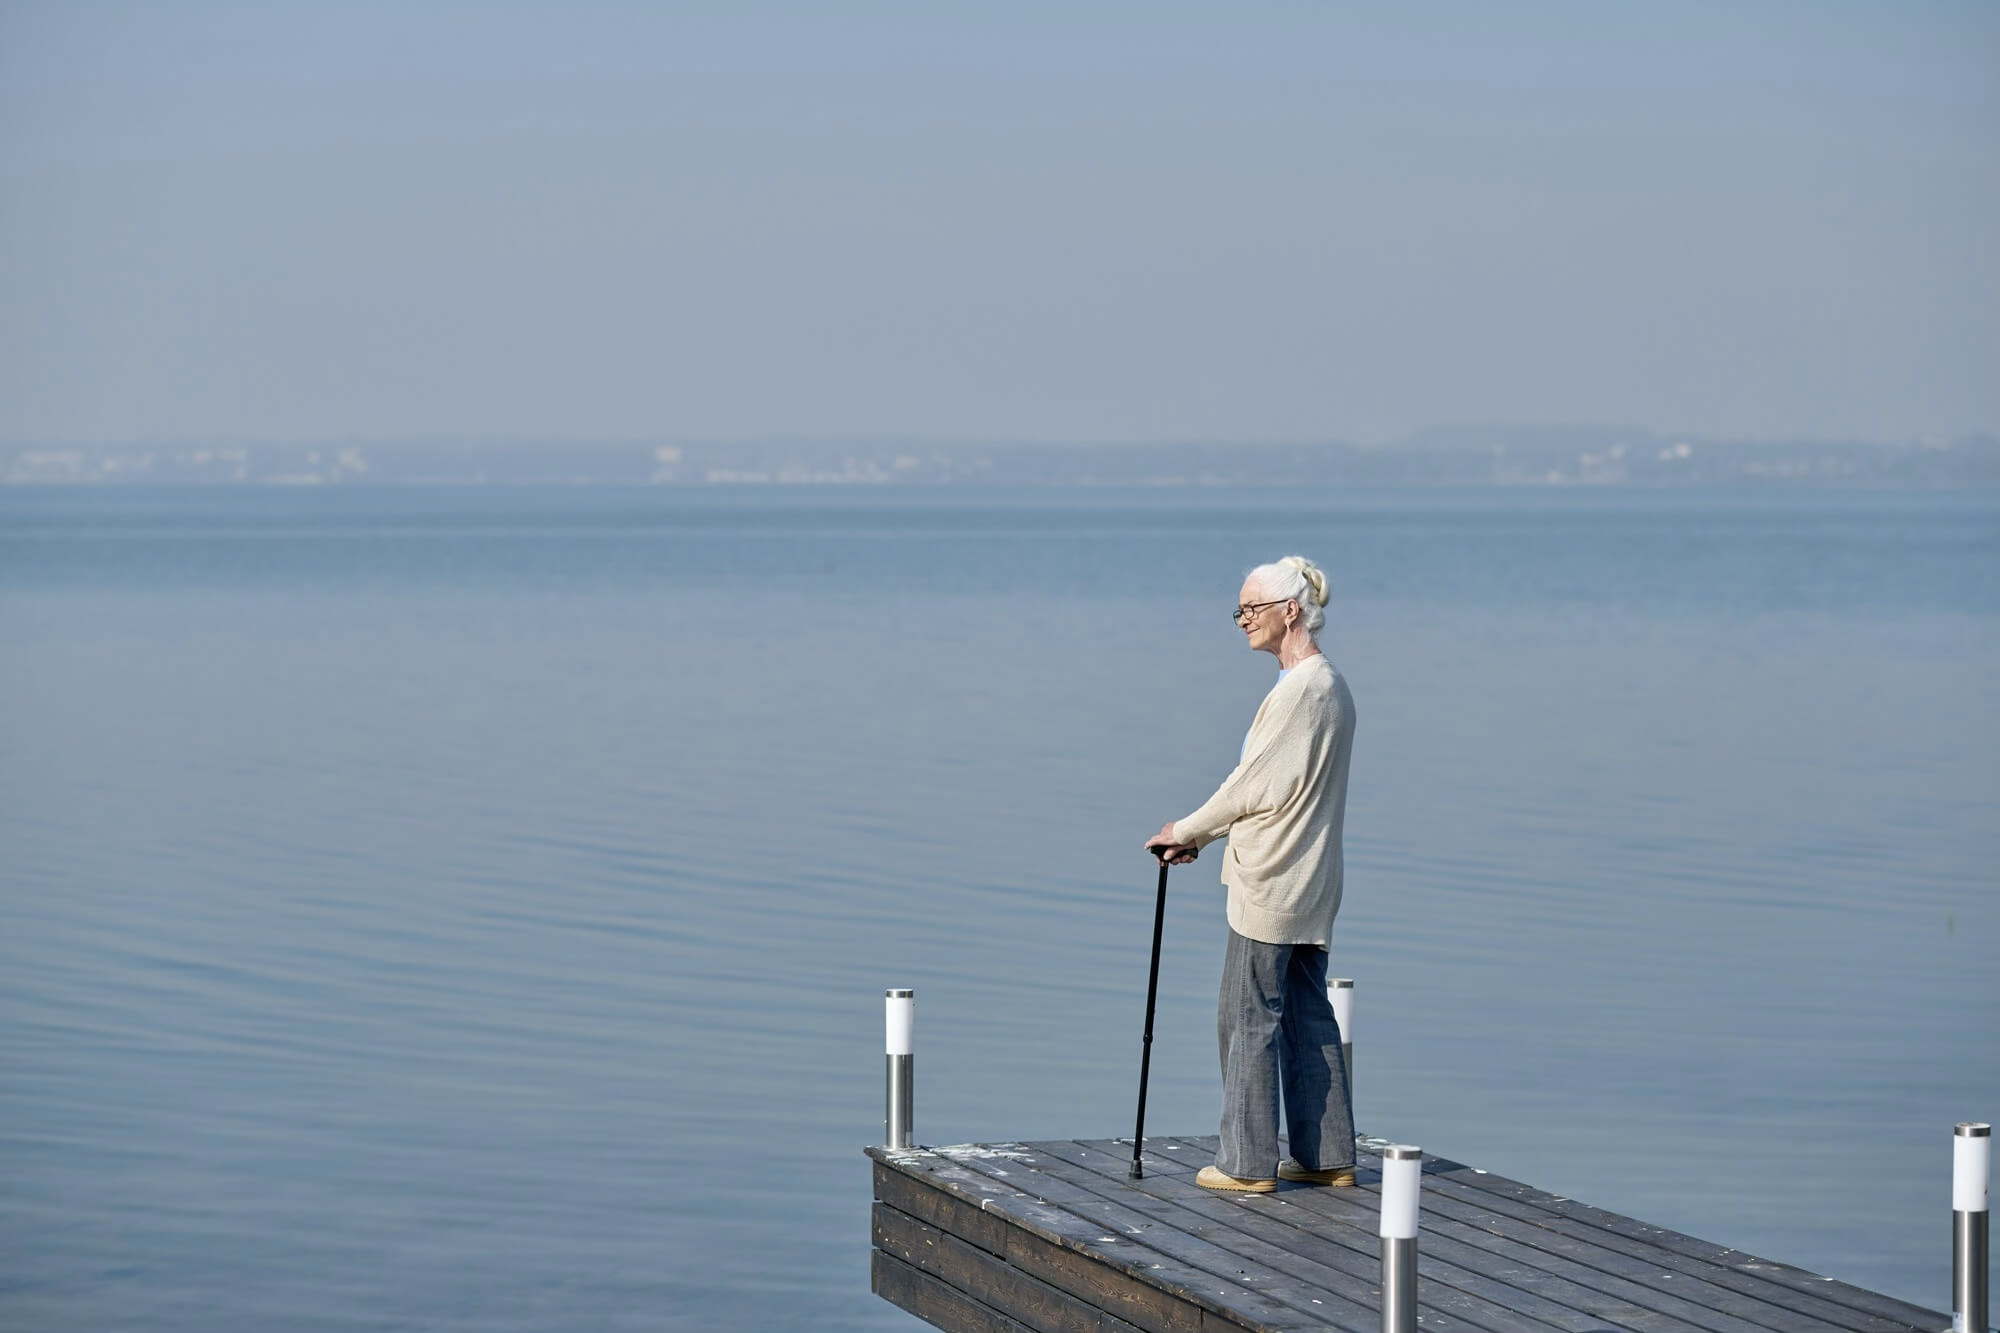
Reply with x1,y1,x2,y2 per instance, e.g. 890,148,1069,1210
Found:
1248,555,1329,635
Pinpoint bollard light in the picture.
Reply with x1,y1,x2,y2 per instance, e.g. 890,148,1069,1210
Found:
885,989,914,1150
1328,977,1354,1085
1954,1122,1990,1333
1378,1144,1421,1333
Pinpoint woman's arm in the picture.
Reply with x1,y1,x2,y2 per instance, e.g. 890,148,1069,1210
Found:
1167,685,1309,849
1170,765,1261,850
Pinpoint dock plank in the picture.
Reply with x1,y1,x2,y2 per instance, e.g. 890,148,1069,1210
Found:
871,1148,1316,1333
872,1155,1219,1333
1049,1138,1672,1333
868,1136,1948,1333
875,1158,1016,1256
1108,1137,1737,1333
937,1148,1380,1332
875,1248,1040,1333
1329,1140,1941,1333
1068,1140,1202,1178
961,1144,1399,1331
1166,1136,1935,1333
876,1201,1153,1333
1407,1159,1929,1333
1257,1153,1865,1333
1409,1151,1944,1332
1294,1133,1932,1333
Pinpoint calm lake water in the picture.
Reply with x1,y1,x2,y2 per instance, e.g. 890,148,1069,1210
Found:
2,486,1996,1331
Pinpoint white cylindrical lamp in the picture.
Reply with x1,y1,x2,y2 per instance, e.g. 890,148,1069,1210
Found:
1954,1122,1989,1333
885,989,914,1150
1378,1144,1421,1333
1328,977,1354,1086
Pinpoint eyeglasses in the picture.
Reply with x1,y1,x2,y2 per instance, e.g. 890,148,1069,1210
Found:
1232,599,1289,624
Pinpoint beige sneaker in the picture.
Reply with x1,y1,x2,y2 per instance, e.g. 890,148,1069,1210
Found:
1277,1159,1356,1187
1195,1165,1277,1193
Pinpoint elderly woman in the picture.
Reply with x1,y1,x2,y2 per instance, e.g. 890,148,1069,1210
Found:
1146,555,1358,1193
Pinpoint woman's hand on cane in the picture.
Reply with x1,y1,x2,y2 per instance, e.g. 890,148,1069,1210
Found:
1147,823,1199,866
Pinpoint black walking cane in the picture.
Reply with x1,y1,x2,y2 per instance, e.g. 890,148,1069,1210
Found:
1129,848,1173,1179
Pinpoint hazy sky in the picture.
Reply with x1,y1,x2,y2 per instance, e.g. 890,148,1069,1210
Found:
2,1,1994,445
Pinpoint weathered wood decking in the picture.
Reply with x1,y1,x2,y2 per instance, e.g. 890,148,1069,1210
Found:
867,1134,1946,1333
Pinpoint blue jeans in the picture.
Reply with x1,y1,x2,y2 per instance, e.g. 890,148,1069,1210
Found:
1215,927,1355,1180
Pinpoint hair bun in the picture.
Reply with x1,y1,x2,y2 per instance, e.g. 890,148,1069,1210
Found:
1281,555,1328,606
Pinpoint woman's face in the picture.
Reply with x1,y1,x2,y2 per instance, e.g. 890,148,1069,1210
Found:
1237,577,1292,655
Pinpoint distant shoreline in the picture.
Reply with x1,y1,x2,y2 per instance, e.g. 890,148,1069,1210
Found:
4,434,1996,490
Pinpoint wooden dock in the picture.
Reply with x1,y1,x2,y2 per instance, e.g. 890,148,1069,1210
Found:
867,1133,1947,1333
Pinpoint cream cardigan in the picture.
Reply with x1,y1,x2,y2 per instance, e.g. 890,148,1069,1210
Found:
1171,654,1356,946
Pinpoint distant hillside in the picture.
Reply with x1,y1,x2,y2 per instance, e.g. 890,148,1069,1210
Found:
4,432,1995,488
